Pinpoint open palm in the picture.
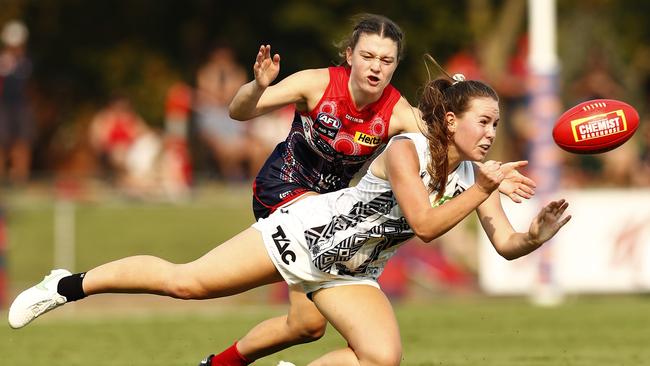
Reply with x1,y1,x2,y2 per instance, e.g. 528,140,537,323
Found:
498,161,536,203
529,199,572,245
254,45,281,88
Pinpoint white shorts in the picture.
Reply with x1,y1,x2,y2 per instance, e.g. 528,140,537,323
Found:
253,210,380,295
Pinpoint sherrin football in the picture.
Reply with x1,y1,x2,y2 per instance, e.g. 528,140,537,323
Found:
552,99,639,154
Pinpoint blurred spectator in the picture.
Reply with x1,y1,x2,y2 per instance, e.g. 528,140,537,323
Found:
161,82,193,200
89,97,163,196
637,121,650,187
570,48,624,101
0,20,34,184
635,77,650,187
494,34,531,164
247,105,293,176
445,47,484,81
194,47,251,181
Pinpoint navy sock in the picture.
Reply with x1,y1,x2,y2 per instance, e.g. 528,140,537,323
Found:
57,272,87,301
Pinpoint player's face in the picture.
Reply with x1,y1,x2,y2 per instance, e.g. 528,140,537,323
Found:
346,33,399,97
449,97,500,161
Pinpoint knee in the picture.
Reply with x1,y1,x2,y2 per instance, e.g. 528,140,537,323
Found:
287,312,327,341
358,344,402,366
162,267,208,300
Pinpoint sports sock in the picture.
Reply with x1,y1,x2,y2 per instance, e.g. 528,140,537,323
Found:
210,341,252,366
57,272,87,301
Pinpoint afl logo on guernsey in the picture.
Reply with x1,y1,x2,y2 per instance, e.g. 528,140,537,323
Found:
315,112,341,139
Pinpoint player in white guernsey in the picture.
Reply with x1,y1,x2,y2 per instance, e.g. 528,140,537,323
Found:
252,132,476,293
9,77,571,366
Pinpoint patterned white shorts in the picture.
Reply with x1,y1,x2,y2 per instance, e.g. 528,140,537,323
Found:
253,209,379,295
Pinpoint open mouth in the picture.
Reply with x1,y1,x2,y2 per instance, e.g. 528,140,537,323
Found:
367,75,380,85
478,144,491,153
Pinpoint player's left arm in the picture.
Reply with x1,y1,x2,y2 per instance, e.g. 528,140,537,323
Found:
476,193,572,260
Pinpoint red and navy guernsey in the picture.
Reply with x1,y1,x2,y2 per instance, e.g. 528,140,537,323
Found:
253,66,401,220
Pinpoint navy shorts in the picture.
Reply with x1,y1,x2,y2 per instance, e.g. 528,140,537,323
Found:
252,178,310,220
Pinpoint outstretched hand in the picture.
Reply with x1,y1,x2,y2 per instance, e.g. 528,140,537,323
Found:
474,160,506,194
528,199,572,246
498,161,537,203
254,45,280,88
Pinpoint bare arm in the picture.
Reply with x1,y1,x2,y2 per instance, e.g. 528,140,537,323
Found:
387,97,423,136
229,45,328,120
477,192,571,260
385,138,503,242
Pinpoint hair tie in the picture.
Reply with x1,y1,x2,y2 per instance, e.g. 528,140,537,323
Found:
451,73,466,85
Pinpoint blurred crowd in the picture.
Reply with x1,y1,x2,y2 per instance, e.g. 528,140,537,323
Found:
80,45,293,201
1,19,649,202
0,20,293,200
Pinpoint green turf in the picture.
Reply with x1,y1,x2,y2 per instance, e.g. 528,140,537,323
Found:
1,296,650,365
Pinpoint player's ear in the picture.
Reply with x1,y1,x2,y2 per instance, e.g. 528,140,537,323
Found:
345,47,353,67
446,112,457,133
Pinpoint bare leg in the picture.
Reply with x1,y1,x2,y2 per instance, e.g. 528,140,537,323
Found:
308,285,402,366
236,285,327,359
215,192,326,362
83,227,283,299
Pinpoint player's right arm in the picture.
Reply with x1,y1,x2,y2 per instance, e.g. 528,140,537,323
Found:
383,139,500,243
229,45,328,120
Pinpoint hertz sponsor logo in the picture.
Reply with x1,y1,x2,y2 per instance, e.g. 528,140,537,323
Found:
571,110,628,142
354,131,381,146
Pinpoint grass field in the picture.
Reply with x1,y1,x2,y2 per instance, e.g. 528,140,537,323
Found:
2,185,650,365
2,296,650,365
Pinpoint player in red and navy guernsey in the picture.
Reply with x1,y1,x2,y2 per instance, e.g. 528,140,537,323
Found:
250,64,403,220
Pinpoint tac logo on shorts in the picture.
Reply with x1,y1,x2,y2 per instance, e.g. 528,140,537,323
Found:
354,131,381,147
314,113,341,139
272,225,296,265
571,110,627,142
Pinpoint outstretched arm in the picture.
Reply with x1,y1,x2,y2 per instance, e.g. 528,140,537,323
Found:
229,45,328,120
229,45,280,120
477,193,571,260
